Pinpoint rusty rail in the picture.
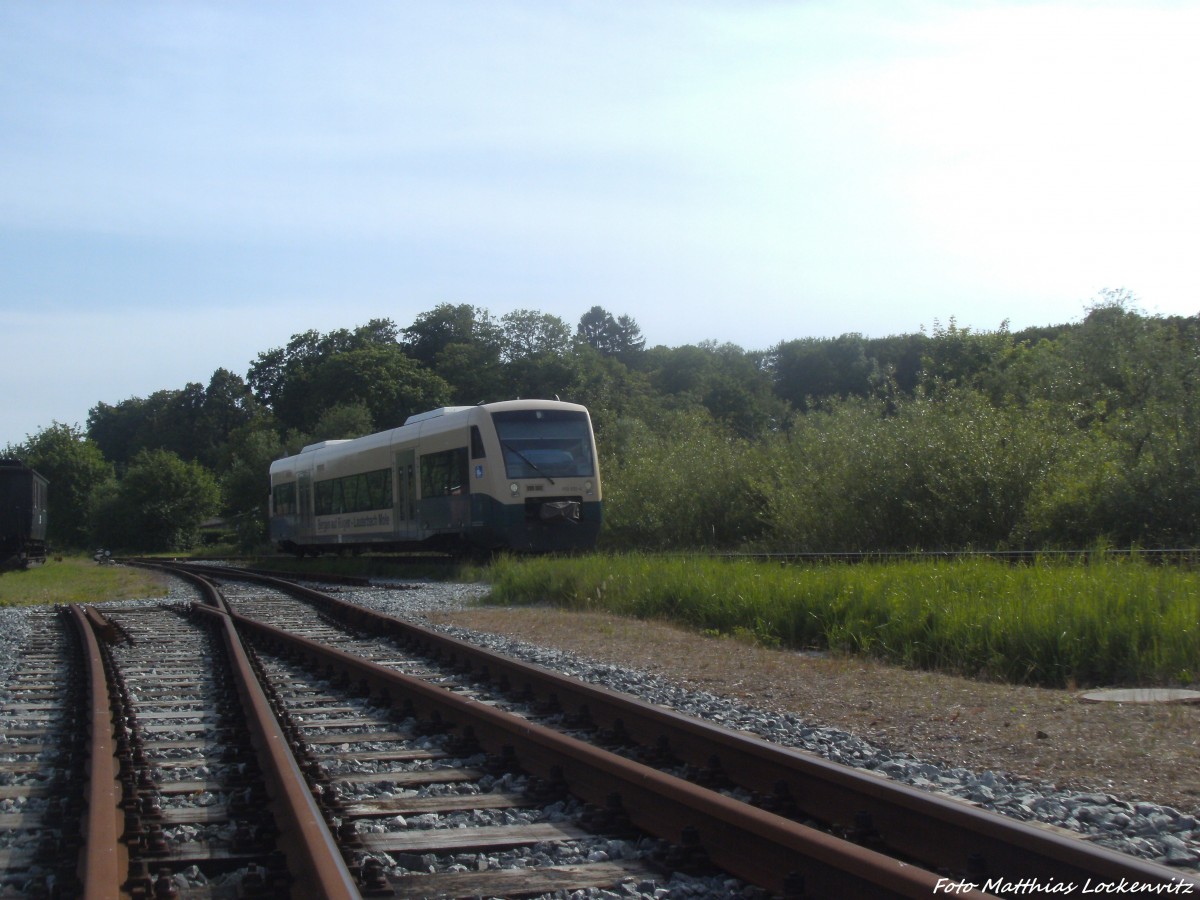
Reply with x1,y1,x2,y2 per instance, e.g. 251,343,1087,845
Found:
180,588,361,898
68,604,126,899
149,562,1200,896
196,565,1199,893
229,607,991,898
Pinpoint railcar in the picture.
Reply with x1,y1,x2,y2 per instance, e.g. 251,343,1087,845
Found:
268,399,602,555
0,459,49,570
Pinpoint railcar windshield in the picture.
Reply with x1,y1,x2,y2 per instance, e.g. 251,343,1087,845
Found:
492,409,595,479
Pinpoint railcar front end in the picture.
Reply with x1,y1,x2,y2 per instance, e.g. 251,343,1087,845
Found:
268,400,601,555
472,403,602,552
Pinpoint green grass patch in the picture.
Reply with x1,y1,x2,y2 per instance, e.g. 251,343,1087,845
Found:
486,553,1200,688
0,557,170,607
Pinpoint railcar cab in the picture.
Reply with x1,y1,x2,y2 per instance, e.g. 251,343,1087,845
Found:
474,401,602,551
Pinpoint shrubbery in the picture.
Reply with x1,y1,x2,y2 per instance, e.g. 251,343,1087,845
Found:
597,295,1200,553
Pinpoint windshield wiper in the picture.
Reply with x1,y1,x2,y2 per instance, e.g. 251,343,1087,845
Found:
501,442,556,485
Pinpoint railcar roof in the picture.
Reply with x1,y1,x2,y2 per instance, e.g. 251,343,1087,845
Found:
0,459,47,482
270,399,588,476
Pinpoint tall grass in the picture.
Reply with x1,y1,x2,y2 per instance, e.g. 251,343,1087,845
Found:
486,554,1200,688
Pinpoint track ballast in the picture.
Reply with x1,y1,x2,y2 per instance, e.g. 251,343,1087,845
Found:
2,563,1197,898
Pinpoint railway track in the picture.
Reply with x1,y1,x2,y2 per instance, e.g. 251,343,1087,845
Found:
0,606,88,896
2,564,1198,898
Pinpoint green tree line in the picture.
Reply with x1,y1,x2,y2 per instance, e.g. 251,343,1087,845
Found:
6,292,1198,554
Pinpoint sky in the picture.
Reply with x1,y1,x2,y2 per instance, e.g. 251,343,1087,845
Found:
3,1,1199,446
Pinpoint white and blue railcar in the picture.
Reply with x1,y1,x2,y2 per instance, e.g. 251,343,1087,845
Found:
269,399,601,555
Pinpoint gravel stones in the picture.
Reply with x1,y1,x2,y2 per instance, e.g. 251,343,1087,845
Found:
5,571,1198,894
339,579,1200,870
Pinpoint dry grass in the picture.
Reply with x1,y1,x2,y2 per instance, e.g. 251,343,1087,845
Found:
425,605,1200,815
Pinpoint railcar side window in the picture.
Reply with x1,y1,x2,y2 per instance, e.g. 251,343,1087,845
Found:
272,482,298,516
492,410,594,479
314,481,334,516
421,448,469,497
470,426,486,459
313,468,393,516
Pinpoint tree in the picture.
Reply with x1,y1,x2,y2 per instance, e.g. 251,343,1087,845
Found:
429,341,504,405
86,370,261,472
919,318,1014,396
220,420,289,550
403,304,501,367
503,353,579,402
87,396,153,468
91,449,221,552
198,369,260,465
495,310,577,400
865,332,931,396
353,317,401,346
311,402,375,440
647,342,783,437
245,345,291,412
612,314,646,358
576,306,645,360
760,390,1078,552
307,347,452,432
1010,293,1200,546
1050,290,1163,416
577,306,615,352
5,423,114,549
772,335,876,411
558,344,655,439
396,305,505,404
500,309,573,362
247,321,403,432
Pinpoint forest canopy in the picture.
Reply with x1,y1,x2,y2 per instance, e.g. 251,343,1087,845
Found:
7,292,1199,554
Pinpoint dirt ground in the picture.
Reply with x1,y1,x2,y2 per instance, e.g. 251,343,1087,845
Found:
425,605,1200,814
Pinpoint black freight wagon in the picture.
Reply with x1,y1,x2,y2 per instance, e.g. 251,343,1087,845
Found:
0,459,48,570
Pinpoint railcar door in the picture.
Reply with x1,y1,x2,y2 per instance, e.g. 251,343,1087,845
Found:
297,471,314,541
393,449,417,539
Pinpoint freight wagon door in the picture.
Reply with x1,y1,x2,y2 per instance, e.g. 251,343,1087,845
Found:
0,467,30,550
393,449,417,540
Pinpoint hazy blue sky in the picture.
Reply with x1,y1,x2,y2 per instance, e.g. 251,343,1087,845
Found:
3,1,1198,445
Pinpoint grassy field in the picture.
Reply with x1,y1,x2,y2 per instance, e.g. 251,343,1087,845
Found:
0,557,169,607
486,553,1200,689
16,551,1189,689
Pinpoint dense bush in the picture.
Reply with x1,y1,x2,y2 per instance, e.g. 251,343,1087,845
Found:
599,410,768,549
758,392,1084,552
600,295,1200,554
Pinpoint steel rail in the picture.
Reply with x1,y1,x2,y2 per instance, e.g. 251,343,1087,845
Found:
194,564,1200,894
388,621,1199,891
173,580,362,899
227,607,992,899
69,604,126,899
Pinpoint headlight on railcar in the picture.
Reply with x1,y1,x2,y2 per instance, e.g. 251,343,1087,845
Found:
510,483,519,495
585,481,593,495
